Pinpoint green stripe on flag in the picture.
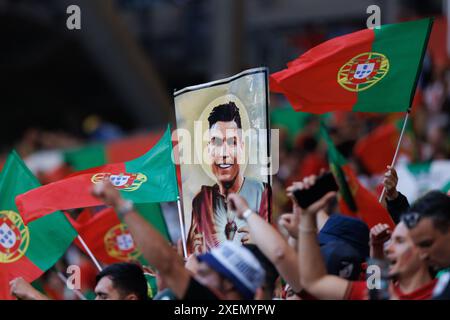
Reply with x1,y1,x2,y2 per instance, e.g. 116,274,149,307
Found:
135,203,171,241
123,125,179,203
64,143,107,171
26,213,77,271
354,18,433,112
0,150,77,275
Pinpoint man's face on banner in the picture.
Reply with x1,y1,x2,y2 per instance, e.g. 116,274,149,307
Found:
208,120,244,185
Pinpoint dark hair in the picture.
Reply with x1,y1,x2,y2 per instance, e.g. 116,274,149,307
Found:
208,102,242,129
243,244,279,294
95,263,148,300
402,190,450,233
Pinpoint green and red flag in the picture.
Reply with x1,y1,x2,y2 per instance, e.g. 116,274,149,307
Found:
64,132,163,171
0,151,77,299
16,125,179,224
321,127,395,229
271,18,433,114
70,203,170,265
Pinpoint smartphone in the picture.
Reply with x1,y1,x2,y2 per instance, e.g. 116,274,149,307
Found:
292,172,339,209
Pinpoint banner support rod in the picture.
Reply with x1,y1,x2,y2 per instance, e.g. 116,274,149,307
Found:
77,235,102,272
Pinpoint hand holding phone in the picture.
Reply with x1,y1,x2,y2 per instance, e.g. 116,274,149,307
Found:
292,172,339,209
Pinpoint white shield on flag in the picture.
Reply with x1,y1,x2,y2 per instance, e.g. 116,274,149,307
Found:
110,175,129,187
0,223,17,249
116,233,134,251
354,63,375,79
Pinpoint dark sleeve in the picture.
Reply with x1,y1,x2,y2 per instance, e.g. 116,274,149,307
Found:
386,191,410,224
182,278,220,300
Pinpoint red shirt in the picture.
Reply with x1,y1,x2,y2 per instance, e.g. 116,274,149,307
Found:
346,279,437,300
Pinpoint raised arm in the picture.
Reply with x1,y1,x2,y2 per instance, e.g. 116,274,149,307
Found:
296,176,350,300
369,223,392,259
383,165,410,223
9,277,50,300
92,181,191,299
227,193,302,292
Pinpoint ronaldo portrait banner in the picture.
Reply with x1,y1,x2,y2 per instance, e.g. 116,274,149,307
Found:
174,67,272,254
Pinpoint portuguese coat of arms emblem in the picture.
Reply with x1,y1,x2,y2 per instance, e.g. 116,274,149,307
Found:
91,172,147,192
337,52,389,92
104,223,141,261
0,210,30,263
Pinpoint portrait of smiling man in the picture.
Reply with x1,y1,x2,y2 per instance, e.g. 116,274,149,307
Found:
186,101,271,254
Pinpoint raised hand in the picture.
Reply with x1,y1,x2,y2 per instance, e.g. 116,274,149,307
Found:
278,213,300,239
237,226,252,244
10,277,48,300
91,178,124,208
227,193,250,219
287,174,336,218
192,233,205,254
369,223,392,259
370,223,392,246
383,165,399,200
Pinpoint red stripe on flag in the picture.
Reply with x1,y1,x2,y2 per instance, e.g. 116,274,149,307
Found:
270,28,375,114
1,255,44,286
75,208,129,264
0,271,14,300
354,123,398,175
339,165,395,229
16,163,125,224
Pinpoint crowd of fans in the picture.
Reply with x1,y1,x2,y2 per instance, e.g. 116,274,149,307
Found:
3,23,450,301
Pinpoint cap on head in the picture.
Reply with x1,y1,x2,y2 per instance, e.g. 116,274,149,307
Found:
197,241,265,299
318,214,370,259
320,241,363,280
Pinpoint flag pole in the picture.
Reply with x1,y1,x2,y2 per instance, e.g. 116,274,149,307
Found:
176,196,188,258
77,235,103,272
171,123,188,259
55,271,87,300
378,110,410,202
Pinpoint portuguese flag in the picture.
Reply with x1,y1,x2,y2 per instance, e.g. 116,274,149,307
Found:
0,151,77,299
321,127,395,229
16,125,179,224
271,18,433,114
70,203,170,265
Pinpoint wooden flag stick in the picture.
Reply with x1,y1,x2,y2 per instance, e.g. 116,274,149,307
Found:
77,235,102,272
176,196,188,258
55,271,87,300
378,111,410,203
